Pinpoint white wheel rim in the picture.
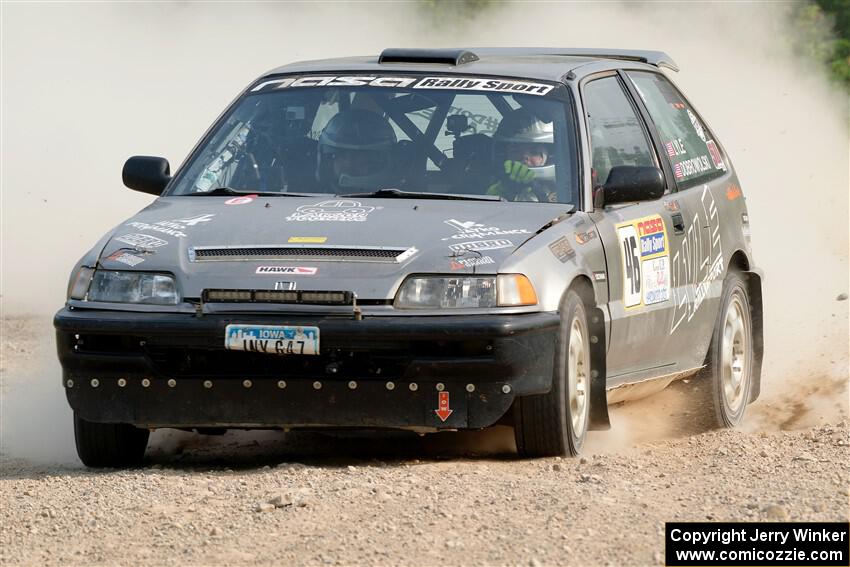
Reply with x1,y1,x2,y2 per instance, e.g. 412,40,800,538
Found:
568,314,589,438
721,293,749,414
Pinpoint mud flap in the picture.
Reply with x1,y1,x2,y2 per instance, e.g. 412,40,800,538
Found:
744,270,764,403
587,305,610,430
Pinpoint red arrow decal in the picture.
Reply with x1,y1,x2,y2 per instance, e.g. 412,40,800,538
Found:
435,391,453,422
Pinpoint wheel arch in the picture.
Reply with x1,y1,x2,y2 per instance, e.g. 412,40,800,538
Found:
727,249,764,403
563,275,610,431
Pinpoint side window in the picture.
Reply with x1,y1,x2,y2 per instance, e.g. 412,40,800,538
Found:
583,76,656,188
627,71,727,189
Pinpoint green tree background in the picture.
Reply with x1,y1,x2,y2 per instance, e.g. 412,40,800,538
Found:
791,0,850,88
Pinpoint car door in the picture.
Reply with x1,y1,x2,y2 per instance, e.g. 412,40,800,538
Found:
581,73,680,382
624,70,733,371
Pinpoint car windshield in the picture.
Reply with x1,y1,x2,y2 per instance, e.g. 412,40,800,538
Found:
167,74,579,205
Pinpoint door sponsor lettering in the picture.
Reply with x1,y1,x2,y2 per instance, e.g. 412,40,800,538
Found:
669,186,724,334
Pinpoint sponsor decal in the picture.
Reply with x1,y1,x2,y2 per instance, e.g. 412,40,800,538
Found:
441,219,530,241
726,184,743,201
664,199,681,212
413,76,554,96
665,138,687,158
127,213,215,238
115,233,169,249
637,216,667,257
673,155,712,180
642,256,670,305
670,102,686,110
286,200,376,222
548,236,575,263
256,266,318,275
105,251,145,267
574,230,598,245
172,214,215,226
705,140,726,170
225,195,256,205
252,75,419,92
593,271,607,282
687,109,707,142
252,75,555,97
448,239,513,252
670,186,724,334
616,214,670,309
656,79,684,106
288,236,328,244
450,256,495,270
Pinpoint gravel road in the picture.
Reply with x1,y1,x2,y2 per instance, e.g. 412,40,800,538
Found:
1,316,848,566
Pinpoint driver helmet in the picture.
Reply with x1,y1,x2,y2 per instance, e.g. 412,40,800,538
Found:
316,109,397,190
493,108,555,182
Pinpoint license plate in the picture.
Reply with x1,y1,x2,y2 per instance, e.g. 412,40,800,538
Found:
224,324,320,355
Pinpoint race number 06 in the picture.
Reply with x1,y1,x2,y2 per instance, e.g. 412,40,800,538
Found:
618,225,641,307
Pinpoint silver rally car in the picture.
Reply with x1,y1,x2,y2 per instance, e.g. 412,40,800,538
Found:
55,48,763,466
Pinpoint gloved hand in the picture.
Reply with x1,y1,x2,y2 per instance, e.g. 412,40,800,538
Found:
502,160,535,185
487,160,538,200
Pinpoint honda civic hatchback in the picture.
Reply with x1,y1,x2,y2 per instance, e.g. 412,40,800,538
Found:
55,48,763,467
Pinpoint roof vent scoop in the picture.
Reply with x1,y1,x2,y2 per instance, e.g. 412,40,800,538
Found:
379,48,479,66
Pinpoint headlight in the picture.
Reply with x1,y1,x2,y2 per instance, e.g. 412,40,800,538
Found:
68,267,95,300
394,274,537,309
86,270,179,305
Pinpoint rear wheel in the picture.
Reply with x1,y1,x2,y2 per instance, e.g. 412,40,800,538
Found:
693,271,754,428
74,413,150,468
514,289,590,457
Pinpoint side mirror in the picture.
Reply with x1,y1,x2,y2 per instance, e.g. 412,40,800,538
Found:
594,165,665,208
122,156,171,196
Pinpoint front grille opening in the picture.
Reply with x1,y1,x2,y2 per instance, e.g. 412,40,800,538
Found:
203,289,354,305
74,334,143,354
143,340,495,379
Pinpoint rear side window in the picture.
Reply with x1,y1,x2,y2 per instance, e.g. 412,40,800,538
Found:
583,76,656,188
627,71,727,189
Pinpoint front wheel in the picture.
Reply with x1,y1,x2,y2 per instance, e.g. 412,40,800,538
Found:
514,289,590,457
74,413,150,468
694,271,754,428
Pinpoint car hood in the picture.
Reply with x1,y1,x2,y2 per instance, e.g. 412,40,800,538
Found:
99,196,571,299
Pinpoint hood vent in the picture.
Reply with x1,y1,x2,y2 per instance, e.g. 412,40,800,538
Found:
189,245,417,264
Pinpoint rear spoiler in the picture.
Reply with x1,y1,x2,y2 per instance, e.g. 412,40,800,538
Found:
466,47,679,72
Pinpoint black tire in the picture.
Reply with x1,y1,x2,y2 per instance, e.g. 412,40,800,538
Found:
514,289,590,457
692,271,754,429
74,413,150,468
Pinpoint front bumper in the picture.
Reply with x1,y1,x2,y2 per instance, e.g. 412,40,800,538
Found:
55,307,559,430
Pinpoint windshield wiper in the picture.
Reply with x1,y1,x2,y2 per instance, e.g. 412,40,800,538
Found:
337,188,505,202
197,187,318,197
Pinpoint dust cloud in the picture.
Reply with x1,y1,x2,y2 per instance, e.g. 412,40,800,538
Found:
1,2,847,462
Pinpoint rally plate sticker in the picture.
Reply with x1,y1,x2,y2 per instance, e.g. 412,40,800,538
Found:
225,324,320,355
